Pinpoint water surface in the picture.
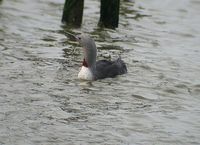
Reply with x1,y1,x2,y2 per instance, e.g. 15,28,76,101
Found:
0,0,200,144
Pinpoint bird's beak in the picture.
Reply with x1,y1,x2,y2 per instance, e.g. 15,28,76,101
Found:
75,36,79,41
64,31,76,41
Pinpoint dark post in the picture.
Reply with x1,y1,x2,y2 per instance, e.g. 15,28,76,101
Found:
62,0,84,27
99,0,120,29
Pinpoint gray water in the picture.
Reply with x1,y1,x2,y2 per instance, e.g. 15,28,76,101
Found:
0,0,200,145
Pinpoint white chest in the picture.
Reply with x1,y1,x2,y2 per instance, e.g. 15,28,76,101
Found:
78,66,93,81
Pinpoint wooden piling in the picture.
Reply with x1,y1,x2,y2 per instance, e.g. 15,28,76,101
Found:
62,0,84,27
99,0,120,29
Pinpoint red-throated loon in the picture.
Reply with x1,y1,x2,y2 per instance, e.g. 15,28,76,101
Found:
76,34,127,81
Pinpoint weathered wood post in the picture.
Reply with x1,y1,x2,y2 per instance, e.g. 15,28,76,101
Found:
99,0,120,29
62,0,84,27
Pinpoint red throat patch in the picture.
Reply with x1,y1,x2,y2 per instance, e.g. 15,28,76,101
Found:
82,58,88,67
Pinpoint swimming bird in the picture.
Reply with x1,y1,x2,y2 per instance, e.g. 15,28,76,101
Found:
76,34,127,81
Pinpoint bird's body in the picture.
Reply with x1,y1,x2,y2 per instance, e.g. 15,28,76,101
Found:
78,66,93,80
95,58,127,80
76,34,127,81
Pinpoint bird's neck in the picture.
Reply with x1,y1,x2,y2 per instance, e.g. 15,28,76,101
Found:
82,58,88,67
82,58,96,70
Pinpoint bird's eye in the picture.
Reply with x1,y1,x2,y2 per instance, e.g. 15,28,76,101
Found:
78,37,81,40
